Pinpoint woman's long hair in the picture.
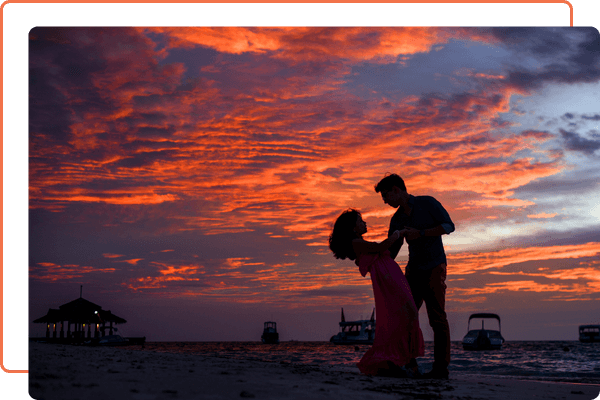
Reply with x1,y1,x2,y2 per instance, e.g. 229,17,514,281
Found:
329,209,361,260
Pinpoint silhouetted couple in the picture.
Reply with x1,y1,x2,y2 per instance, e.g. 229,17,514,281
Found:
329,174,454,379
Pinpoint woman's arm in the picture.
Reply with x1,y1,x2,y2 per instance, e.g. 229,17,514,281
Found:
352,230,401,256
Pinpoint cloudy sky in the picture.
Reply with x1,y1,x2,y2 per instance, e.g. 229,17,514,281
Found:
28,26,600,342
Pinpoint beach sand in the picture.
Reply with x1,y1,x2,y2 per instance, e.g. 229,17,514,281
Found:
29,341,600,400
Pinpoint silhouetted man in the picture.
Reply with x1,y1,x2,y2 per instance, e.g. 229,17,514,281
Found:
375,173,454,380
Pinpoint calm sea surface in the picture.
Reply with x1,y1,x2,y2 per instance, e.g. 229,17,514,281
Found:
132,341,600,384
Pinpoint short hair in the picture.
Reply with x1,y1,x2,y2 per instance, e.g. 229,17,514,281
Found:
374,173,406,193
328,209,361,260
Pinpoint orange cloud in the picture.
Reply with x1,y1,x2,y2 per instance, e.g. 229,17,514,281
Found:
450,242,600,275
30,263,116,281
123,259,143,265
449,270,600,301
123,262,204,291
445,251,600,303
32,44,555,229
154,262,204,276
102,253,124,259
28,27,572,264
489,266,600,282
120,254,374,308
475,73,506,80
527,213,558,219
142,27,496,64
450,280,567,295
44,192,180,206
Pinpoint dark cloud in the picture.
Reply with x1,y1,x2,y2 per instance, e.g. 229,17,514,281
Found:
428,134,491,152
29,28,146,145
29,26,175,131
136,126,177,138
390,91,506,130
29,71,74,143
112,149,181,168
496,28,600,91
320,168,344,178
560,129,600,155
249,132,292,142
561,112,600,123
582,114,600,121
514,173,600,197
486,225,600,252
117,112,169,126
133,94,165,107
490,28,578,58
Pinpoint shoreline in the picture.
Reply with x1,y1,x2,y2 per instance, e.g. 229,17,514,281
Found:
29,342,600,400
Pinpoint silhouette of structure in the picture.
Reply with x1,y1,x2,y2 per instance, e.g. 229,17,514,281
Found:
31,286,142,344
261,321,280,344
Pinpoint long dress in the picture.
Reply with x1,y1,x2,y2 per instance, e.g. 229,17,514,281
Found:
356,250,424,375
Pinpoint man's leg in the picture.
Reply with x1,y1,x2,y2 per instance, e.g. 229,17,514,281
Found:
405,266,424,310
404,266,424,373
423,263,450,378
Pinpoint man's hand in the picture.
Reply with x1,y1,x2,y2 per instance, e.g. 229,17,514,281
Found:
403,226,422,240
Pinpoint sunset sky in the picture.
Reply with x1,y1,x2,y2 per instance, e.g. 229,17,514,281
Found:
28,26,600,342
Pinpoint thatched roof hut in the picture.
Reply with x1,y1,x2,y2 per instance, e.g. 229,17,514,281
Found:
32,288,127,341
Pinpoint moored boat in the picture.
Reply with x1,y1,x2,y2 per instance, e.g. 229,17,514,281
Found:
98,334,129,346
330,308,375,345
83,333,145,346
579,325,600,343
462,313,504,350
261,321,279,344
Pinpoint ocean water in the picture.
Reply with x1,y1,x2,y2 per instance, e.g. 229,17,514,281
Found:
133,341,600,384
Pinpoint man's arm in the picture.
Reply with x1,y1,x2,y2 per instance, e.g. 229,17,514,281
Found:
402,225,449,240
403,197,454,241
429,196,455,234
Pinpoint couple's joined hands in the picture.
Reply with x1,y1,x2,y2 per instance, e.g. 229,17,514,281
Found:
354,227,422,267
392,227,422,241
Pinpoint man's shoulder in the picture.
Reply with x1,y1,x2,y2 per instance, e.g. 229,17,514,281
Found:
414,195,449,212
414,195,440,204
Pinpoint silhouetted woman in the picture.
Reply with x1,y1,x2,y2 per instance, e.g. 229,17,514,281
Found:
329,209,424,377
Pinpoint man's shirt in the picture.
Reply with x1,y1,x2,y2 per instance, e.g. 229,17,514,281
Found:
389,195,455,271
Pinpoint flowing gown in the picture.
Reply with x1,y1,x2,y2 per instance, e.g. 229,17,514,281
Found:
356,250,424,375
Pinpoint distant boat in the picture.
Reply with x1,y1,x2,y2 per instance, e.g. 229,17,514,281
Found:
83,335,138,346
98,334,129,346
462,313,505,350
330,308,375,345
579,325,600,343
261,321,279,344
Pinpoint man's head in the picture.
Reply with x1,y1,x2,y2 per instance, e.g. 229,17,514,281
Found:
375,174,408,208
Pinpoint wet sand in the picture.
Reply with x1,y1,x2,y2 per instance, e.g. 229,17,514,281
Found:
28,341,600,400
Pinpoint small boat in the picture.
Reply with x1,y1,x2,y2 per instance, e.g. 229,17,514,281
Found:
261,321,279,344
83,333,125,346
330,308,375,345
98,334,130,346
579,325,600,343
462,313,505,350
